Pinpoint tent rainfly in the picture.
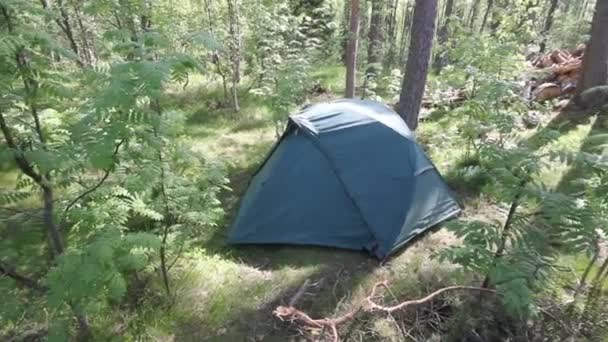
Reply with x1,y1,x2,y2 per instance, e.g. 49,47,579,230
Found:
228,99,461,259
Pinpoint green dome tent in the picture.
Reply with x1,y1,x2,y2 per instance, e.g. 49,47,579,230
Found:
228,99,460,259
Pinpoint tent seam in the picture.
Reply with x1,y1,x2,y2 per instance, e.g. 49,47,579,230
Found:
302,133,380,253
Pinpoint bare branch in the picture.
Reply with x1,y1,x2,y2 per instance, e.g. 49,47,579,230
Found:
365,284,496,313
274,280,497,342
0,259,47,292
63,139,125,215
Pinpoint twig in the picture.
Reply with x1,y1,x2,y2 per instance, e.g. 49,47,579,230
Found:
289,279,311,307
0,259,47,292
366,284,496,313
62,139,125,215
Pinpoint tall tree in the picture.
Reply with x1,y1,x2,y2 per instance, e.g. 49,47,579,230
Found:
577,0,608,94
226,0,241,111
341,0,351,63
433,0,455,73
396,0,438,130
40,0,84,67
539,0,559,53
480,0,494,33
383,0,398,70
468,0,482,29
397,0,414,67
366,0,385,81
345,0,360,98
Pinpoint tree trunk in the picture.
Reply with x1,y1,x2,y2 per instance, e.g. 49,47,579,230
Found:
482,198,520,288
468,0,482,29
395,0,438,130
480,0,494,33
341,0,351,64
539,0,559,53
489,0,508,33
574,247,599,298
366,0,384,80
39,0,83,67
73,2,95,66
397,0,414,68
345,0,360,98
578,0,590,19
383,0,398,70
226,0,240,111
576,0,608,95
433,0,455,74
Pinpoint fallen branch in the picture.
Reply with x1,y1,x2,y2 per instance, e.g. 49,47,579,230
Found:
274,280,496,342
0,259,47,292
365,283,496,313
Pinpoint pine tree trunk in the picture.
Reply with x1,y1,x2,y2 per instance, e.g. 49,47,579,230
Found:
539,0,559,53
480,0,494,33
395,0,438,130
433,0,455,74
576,0,608,95
366,0,385,80
345,0,360,98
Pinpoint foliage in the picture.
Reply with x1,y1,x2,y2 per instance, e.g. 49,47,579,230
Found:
0,0,227,338
248,2,326,137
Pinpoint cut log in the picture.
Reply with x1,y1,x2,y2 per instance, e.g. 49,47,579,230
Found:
552,60,582,75
550,49,572,64
540,55,554,68
533,83,562,102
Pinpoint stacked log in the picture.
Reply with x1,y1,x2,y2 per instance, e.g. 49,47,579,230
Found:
527,44,585,102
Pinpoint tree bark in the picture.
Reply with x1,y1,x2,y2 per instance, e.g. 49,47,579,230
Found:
539,0,559,53
395,0,438,130
576,0,608,95
433,0,455,74
345,0,360,98
366,0,385,80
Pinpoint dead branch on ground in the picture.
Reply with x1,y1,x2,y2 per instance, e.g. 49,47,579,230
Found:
274,280,496,342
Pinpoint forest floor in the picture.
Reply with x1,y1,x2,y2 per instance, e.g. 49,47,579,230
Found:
132,67,608,342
